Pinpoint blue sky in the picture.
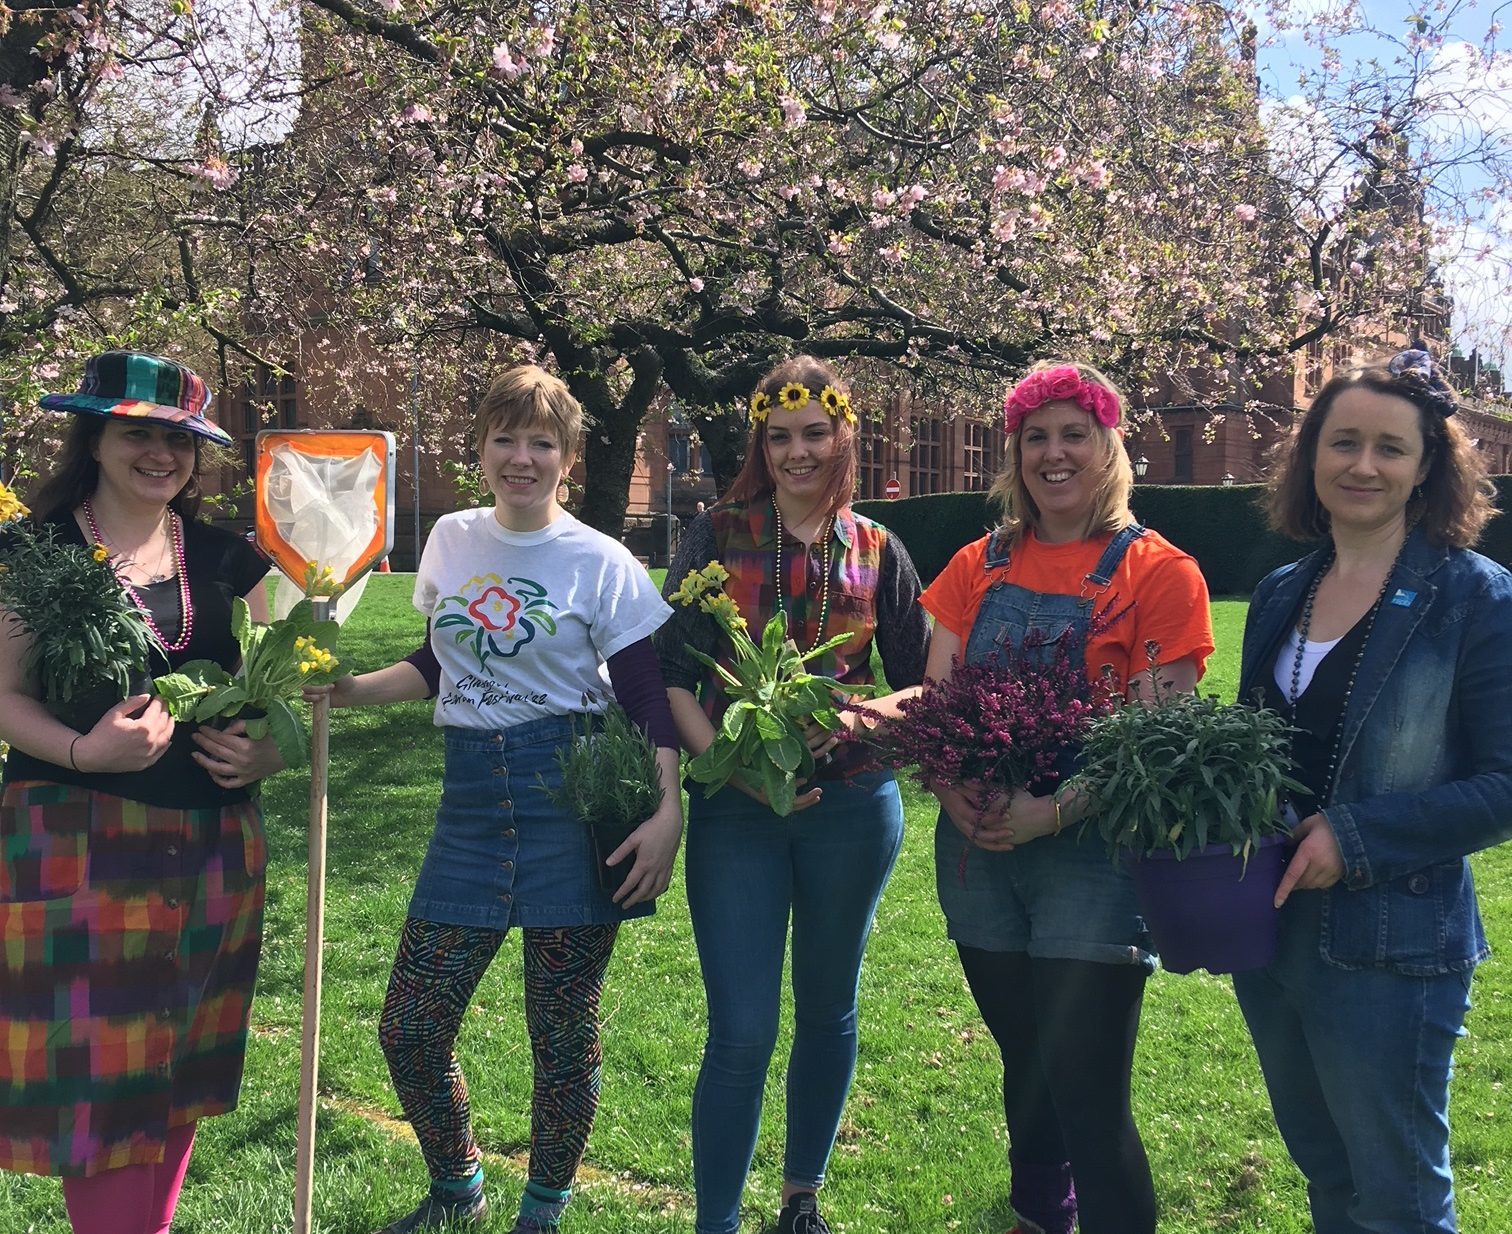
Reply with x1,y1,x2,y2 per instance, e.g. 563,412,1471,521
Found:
1246,0,1512,373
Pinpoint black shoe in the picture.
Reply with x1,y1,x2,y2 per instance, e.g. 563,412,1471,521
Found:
776,1192,831,1234
375,1188,488,1233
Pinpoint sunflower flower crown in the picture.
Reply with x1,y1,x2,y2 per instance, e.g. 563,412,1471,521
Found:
749,381,857,425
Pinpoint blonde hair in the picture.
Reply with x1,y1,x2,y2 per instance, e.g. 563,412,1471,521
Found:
989,359,1135,545
472,365,583,463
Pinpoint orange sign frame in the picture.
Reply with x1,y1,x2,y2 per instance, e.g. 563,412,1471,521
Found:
254,430,396,587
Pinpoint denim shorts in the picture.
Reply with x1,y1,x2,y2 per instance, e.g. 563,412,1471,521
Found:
408,717,654,930
935,814,1154,970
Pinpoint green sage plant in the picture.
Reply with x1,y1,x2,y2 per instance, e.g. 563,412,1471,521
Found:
1072,641,1305,863
670,561,874,817
152,596,341,768
543,700,663,830
0,480,160,705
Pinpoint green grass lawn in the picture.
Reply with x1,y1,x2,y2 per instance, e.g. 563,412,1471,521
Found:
5,579,1509,1233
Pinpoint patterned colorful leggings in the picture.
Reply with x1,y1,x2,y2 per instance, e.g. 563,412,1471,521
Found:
378,916,619,1190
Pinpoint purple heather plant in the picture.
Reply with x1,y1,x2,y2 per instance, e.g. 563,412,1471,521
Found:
866,646,1116,799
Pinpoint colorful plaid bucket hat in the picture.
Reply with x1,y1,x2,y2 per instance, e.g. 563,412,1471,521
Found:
40,350,233,447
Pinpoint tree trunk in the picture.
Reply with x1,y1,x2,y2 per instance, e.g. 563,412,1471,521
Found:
569,346,664,538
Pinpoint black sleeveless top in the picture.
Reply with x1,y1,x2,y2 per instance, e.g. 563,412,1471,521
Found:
4,515,270,808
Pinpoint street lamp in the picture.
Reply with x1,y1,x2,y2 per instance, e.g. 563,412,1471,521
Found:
666,460,675,565
1221,472,1235,487
1133,454,1150,479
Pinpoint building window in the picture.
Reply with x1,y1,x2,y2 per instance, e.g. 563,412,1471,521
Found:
1173,427,1194,484
961,420,1002,492
235,364,299,496
909,415,943,495
857,416,885,500
668,430,709,476
1305,337,1325,395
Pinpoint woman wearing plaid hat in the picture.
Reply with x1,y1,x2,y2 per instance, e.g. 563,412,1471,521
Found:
0,351,285,1234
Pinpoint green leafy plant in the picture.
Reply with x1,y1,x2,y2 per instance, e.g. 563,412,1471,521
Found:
152,596,342,768
542,701,663,829
671,561,874,817
1072,642,1305,864
0,480,160,705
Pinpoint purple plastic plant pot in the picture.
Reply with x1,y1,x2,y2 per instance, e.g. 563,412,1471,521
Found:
1126,833,1289,976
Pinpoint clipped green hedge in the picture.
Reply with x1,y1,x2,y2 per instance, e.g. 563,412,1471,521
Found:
858,474,1512,597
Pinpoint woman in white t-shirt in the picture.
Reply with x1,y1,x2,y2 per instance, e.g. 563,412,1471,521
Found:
320,366,683,1234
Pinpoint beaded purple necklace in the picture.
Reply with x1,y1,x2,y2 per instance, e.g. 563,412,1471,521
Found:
82,497,194,653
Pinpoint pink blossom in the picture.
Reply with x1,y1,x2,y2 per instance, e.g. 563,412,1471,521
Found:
897,183,927,213
0,85,21,108
779,95,807,127
193,157,238,190
1043,144,1067,170
778,184,800,201
1233,202,1257,222
525,25,555,58
400,103,432,123
737,159,763,180
566,164,588,184
492,42,528,79
871,187,897,209
687,276,704,292
877,29,903,51
375,0,401,10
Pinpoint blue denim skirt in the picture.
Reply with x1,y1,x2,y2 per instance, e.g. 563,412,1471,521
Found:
408,717,655,930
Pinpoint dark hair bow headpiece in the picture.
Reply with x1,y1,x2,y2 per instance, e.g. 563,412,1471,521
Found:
1386,347,1457,417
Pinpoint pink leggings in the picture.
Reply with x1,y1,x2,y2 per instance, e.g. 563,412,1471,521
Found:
61,1122,197,1234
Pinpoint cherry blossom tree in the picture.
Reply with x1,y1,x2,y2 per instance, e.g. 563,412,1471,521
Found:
4,0,1509,529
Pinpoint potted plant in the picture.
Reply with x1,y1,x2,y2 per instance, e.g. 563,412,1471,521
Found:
151,593,342,771
0,480,160,726
859,641,1117,881
669,561,872,817
543,701,665,897
1070,643,1304,975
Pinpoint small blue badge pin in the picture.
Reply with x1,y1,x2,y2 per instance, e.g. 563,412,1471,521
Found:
1391,589,1416,607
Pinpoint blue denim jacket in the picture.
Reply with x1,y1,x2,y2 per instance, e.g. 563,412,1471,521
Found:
1239,527,1512,975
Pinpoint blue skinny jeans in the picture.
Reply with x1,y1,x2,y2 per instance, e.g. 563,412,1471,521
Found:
684,770,903,1234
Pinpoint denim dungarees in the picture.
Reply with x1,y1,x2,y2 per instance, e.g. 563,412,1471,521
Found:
935,525,1155,970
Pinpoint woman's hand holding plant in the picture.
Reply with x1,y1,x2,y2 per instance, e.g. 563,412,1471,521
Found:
74,694,175,773
190,718,288,790
604,769,683,909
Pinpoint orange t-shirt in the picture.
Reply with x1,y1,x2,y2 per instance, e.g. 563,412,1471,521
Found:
920,527,1214,690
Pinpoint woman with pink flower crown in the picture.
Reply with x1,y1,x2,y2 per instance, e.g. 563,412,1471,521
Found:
918,361,1214,1234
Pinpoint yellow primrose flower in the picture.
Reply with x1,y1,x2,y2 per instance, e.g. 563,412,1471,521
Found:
777,382,811,412
0,481,29,523
701,561,729,586
91,545,109,563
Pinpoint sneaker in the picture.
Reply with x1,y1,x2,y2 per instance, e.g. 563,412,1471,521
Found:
375,1189,488,1233
775,1192,831,1234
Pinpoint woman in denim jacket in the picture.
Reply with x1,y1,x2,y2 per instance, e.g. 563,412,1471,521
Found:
1234,350,1512,1234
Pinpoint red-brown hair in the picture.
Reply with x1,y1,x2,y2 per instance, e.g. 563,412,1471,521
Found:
723,355,859,515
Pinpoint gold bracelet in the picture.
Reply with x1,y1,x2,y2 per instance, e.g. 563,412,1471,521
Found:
1052,795,1064,836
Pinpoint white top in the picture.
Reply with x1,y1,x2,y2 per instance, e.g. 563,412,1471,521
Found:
414,507,671,730
1273,627,1343,703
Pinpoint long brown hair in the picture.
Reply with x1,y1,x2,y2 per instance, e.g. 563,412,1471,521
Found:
29,416,205,523
1267,365,1495,548
723,355,859,516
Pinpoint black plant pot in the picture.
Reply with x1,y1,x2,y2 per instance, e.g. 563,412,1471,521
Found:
592,820,642,898
45,669,152,735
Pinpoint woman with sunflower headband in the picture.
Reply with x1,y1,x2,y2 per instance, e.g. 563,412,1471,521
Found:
656,354,929,1234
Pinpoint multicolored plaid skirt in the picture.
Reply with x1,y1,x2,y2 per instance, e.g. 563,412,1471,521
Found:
0,781,266,1178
